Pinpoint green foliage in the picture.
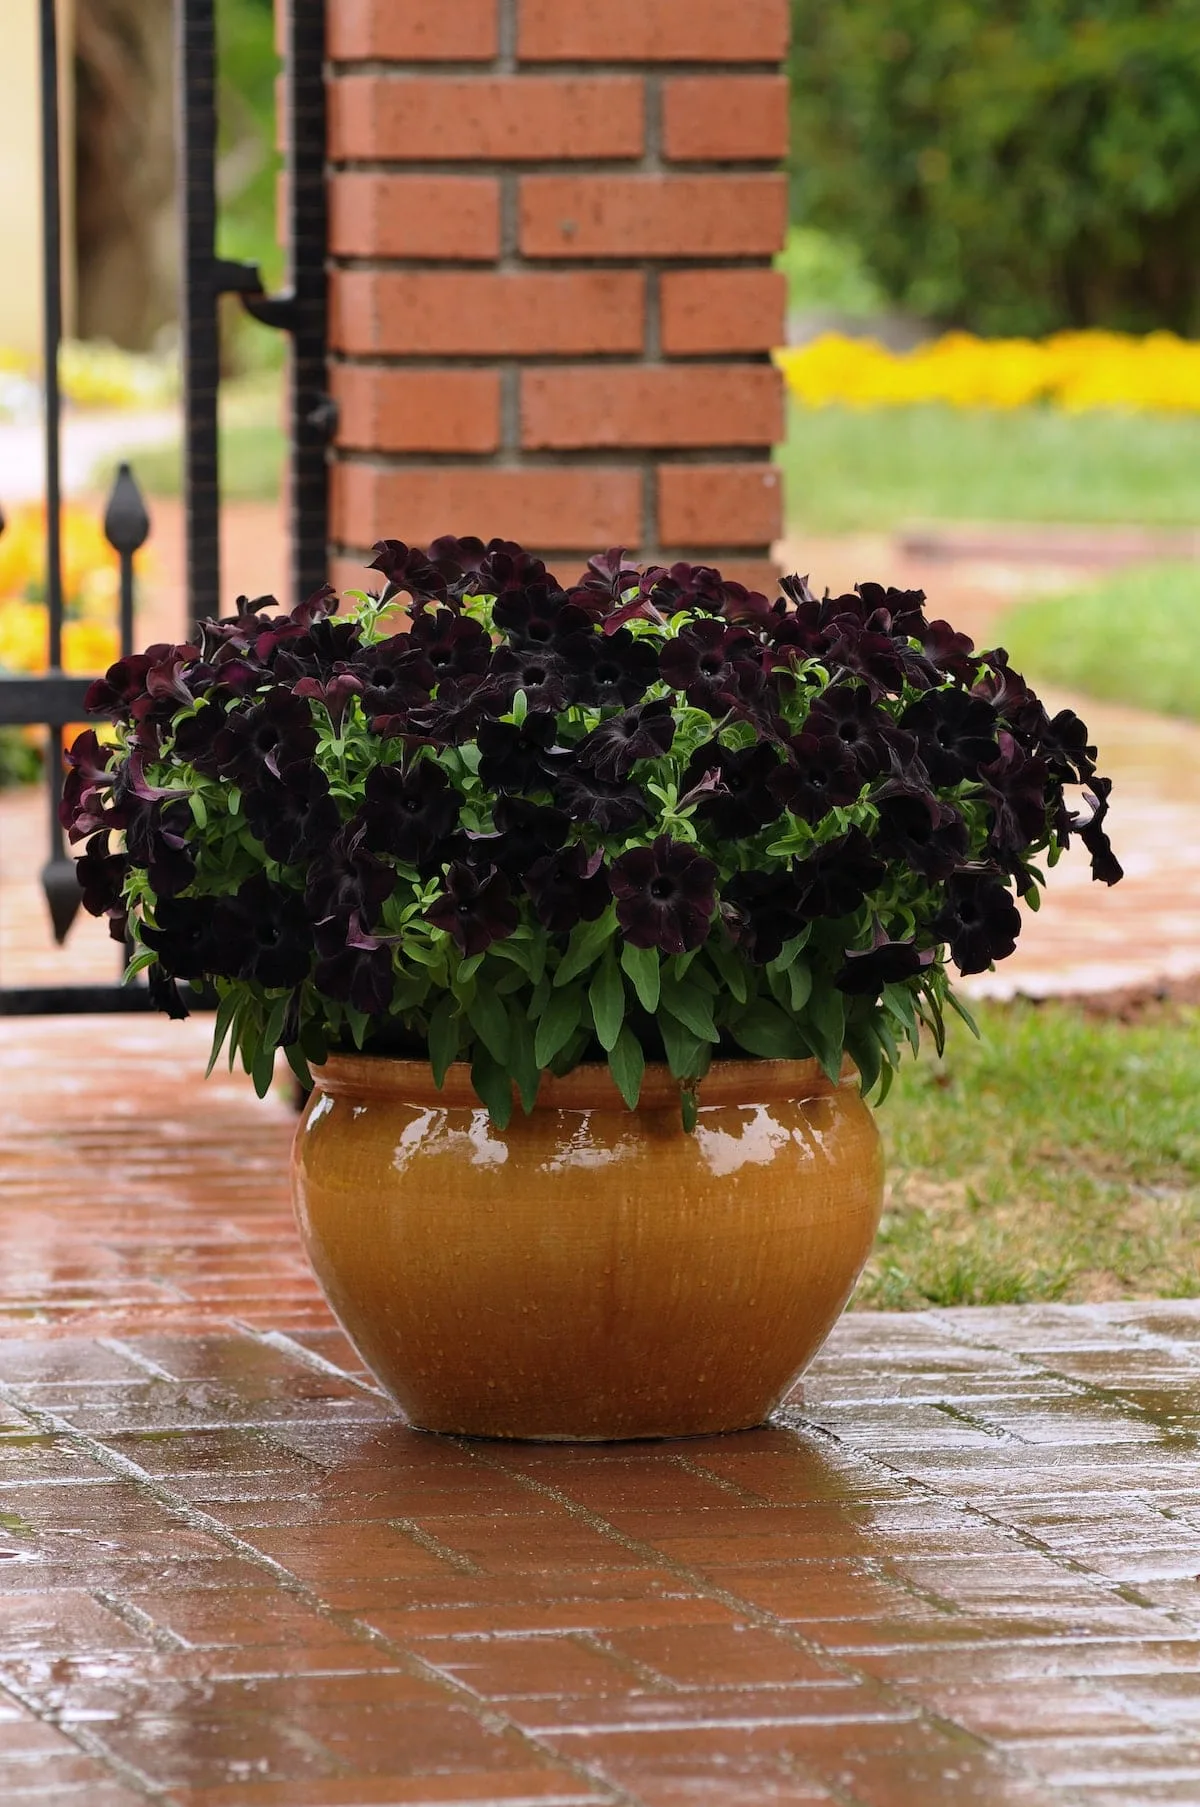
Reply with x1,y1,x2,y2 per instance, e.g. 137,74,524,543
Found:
1003,562,1200,723
778,399,1200,532
790,1,1200,335
217,0,282,290
775,226,885,319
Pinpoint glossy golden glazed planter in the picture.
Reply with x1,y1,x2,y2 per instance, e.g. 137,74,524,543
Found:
292,1056,884,1441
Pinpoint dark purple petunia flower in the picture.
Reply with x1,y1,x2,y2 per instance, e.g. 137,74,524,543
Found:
141,897,234,982
804,683,912,781
835,936,931,997
563,626,660,709
1039,707,1098,784
1073,777,1123,886
610,836,717,955
270,615,364,683
569,546,643,606
658,620,761,714
577,699,676,782
769,730,863,824
524,844,611,933
59,729,120,838
313,936,396,1015
872,780,969,881
358,760,460,866
344,634,431,721
83,652,158,722
723,868,810,964
213,689,319,784
683,741,783,840
934,874,1023,975
980,731,1051,864
426,862,519,956
476,712,560,794
552,767,648,834
487,644,571,715
216,875,313,990
900,687,1000,786
242,760,342,867
793,827,886,919
407,610,492,685
76,832,127,918
485,796,570,875
820,611,905,696
492,582,591,648
305,823,395,926
169,700,228,778
124,799,196,898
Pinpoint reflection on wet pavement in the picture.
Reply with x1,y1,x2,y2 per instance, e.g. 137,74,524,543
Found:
1,1018,1200,1803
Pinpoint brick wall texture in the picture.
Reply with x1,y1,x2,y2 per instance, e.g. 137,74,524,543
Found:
327,0,789,592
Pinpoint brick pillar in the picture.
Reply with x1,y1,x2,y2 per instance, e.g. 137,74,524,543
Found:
327,0,789,592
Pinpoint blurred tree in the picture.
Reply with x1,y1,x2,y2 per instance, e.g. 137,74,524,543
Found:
73,0,279,352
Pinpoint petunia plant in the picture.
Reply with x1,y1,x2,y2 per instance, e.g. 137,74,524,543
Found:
62,538,1122,1128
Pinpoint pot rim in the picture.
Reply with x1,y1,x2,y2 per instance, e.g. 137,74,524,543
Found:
311,1053,856,1112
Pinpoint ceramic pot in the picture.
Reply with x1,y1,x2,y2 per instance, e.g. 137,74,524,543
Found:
292,1055,884,1441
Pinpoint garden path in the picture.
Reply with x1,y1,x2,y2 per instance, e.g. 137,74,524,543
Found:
2,1013,1200,1804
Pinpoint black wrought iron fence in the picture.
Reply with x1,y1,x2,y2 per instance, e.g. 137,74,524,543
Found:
0,0,328,1017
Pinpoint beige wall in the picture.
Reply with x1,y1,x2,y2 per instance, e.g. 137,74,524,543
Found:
0,0,74,357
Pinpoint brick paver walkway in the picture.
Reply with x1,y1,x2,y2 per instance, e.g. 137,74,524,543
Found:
3,1017,1200,1805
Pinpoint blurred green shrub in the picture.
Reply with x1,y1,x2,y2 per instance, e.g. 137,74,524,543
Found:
789,1,1200,335
775,227,885,319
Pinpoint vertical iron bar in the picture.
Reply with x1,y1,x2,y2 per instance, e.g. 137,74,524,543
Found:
38,0,80,947
177,0,221,630
284,0,329,604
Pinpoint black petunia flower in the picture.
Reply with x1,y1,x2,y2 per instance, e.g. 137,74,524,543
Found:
313,934,396,1015
492,581,591,648
1073,777,1123,886
872,780,969,881
563,626,659,709
552,767,648,835
305,823,395,926
425,862,519,956
934,874,1023,975
358,760,459,866
524,844,611,932
1039,707,1098,784
793,827,885,918
980,731,1051,864
610,836,717,954
835,935,931,997
900,687,1000,786
577,699,676,782
486,796,570,875
658,620,761,714
408,609,492,685
216,876,313,989
141,897,233,982
124,799,196,898
59,729,121,839
76,832,127,918
723,868,810,964
345,634,432,721
213,689,318,784
242,760,342,867
805,683,913,780
169,700,228,779
486,644,571,715
683,741,783,840
476,712,559,794
769,730,863,824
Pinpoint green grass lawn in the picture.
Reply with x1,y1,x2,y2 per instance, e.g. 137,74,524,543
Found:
858,995,1200,1310
780,399,1200,533
1002,561,1200,724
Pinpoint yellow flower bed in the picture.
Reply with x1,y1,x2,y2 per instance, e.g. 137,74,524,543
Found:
776,329,1200,413
0,501,150,679
0,339,176,413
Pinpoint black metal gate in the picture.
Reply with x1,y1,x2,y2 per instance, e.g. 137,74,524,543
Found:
0,0,328,1017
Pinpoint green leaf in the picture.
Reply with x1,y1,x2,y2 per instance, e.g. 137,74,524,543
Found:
428,996,461,1088
620,941,660,1013
775,928,812,968
205,987,241,1079
588,952,626,1053
728,999,809,1061
846,1026,881,1098
659,1013,709,1081
188,790,208,830
534,985,583,1068
660,973,719,1044
946,988,982,1039
607,1024,645,1110
553,906,617,988
788,960,813,1014
457,951,486,982
471,1049,513,1130
467,980,511,1063
262,992,290,1055
251,1043,276,1099
706,938,749,1006
344,1004,370,1052
284,1041,314,1091
680,1087,700,1134
804,986,846,1082
507,1003,541,1113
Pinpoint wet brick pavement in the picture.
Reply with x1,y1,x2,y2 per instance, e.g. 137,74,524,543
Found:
1,1017,1200,1804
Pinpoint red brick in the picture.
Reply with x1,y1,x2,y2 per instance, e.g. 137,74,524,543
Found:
520,174,787,259
329,176,500,261
328,0,498,61
714,558,783,593
521,365,782,450
330,271,644,357
663,75,790,161
658,463,782,546
661,270,787,354
332,368,502,455
332,465,643,550
519,0,789,63
329,76,643,162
